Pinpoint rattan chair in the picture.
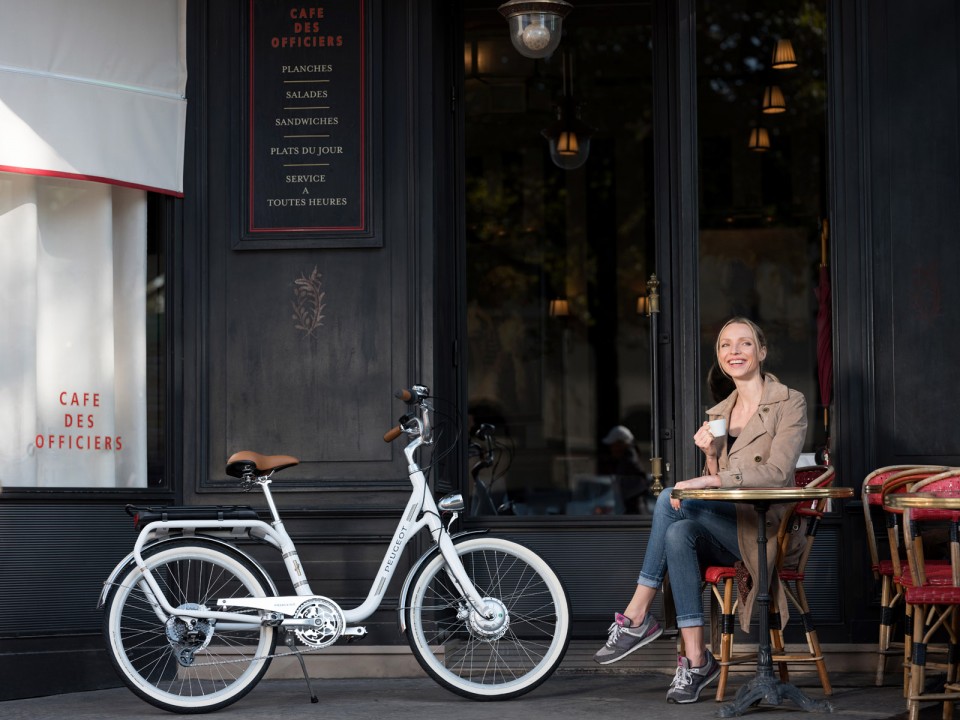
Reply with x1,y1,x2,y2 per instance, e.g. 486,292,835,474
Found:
862,465,949,687
897,470,960,720
877,468,953,694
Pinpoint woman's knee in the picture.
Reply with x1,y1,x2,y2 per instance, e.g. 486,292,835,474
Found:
652,489,682,523
664,518,698,547
652,489,672,513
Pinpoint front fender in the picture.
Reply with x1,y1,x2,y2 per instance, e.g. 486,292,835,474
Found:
97,535,279,608
396,529,488,634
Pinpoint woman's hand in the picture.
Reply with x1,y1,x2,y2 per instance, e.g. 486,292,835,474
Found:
694,421,723,458
670,475,722,510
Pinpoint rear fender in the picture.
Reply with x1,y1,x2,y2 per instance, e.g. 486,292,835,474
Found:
98,535,278,608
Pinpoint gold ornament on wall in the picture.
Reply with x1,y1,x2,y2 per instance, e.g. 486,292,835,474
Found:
291,266,326,337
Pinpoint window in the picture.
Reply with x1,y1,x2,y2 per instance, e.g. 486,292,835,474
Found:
463,1,656,515
0,173,166,489
696,0,829,455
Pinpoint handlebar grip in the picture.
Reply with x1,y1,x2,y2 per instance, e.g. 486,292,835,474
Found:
383,425,404,443
395,388,413,403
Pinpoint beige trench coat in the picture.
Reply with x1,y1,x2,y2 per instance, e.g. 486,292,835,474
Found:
705,374,807,632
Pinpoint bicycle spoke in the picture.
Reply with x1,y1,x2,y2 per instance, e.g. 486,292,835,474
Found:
406,538,569,699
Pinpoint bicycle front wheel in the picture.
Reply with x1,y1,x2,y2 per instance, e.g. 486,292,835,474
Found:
102,540,276,714
405,536,570,700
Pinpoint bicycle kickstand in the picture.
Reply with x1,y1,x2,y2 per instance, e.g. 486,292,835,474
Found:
283,632,319,704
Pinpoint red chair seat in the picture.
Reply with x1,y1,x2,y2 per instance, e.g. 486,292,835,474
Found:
705,566,736,584
897,565,954,587
904,585,960,604
875,558,949,577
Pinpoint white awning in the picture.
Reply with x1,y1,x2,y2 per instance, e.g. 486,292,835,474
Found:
0,0,187,196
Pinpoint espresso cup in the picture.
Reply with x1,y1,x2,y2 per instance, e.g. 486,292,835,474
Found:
708,418,727,437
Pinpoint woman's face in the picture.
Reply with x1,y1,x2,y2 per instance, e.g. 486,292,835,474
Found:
716,322,767,381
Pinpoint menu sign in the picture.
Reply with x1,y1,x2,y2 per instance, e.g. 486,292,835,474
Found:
248,1,368,236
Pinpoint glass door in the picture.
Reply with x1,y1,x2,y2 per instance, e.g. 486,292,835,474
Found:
462,1,657,518
695,0,829,458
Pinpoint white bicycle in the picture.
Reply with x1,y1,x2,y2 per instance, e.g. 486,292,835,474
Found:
100,385,571,713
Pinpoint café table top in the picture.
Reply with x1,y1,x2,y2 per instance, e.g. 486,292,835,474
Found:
884,493,960,510
671,486,853,502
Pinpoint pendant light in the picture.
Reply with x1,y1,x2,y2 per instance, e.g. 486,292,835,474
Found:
541,53,594,170
498,0,573,59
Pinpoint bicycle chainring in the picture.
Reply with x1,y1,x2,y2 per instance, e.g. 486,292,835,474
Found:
293,597,345,649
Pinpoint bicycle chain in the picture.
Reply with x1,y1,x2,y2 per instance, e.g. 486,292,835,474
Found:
182,639,338,668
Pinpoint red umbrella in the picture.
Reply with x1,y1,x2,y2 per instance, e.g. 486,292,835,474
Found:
814,221,832,432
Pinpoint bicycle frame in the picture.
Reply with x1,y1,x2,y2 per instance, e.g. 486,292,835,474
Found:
105,420,488,632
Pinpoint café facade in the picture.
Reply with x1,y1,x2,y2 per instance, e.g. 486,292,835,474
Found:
2,0,960,699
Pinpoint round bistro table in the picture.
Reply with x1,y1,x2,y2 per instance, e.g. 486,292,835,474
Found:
672,485,853,717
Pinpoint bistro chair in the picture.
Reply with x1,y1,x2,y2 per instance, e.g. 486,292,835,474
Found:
897,470,960,720
863,465,950,686
878,468,954,694
704,465,835,702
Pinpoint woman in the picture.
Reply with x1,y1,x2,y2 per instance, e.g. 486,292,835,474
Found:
593,317,807,704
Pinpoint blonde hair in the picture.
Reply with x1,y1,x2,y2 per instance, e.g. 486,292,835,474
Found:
715,317,767,376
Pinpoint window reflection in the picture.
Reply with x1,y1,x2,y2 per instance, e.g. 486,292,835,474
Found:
463,1,655,516
697,0,829,455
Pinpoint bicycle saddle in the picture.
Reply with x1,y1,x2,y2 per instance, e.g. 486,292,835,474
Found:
226,450,299,478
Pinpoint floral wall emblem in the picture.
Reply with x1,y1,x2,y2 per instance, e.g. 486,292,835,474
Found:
291,266,326,337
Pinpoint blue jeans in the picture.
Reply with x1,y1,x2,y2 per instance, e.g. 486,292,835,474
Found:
638,489,741,628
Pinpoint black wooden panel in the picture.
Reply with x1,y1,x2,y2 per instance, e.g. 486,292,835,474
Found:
486,528,668,637
0,636,120,700
869,0,960,466
489,523,848,641
209,248,400,477
0,504,143,635
186,0,426,494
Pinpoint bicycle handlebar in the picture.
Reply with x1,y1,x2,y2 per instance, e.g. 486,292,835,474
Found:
383,425,404,443
395,385,429,404
384,386,431,442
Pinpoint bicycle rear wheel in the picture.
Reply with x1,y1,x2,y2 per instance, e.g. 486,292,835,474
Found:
102,540,276,713
405,536,570,700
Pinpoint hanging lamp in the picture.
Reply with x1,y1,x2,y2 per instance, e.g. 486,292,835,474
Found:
541,53,594,169
497,0,573,59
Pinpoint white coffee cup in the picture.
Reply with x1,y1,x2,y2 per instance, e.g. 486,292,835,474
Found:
708,418,727,437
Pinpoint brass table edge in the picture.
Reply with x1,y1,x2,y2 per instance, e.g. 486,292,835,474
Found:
671,487,853,501
884,493,960,510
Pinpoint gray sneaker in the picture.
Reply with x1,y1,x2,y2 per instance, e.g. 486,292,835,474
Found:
665,649,721,704
593,612,663,665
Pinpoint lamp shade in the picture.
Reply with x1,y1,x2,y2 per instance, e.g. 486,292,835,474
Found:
549,298,570,317
762,85,786,113
771,38,798,69
542,96,594,170
748,127,771,152
498,0,573,59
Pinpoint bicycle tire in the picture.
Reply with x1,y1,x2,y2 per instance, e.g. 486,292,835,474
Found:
405,535,571,700
102,539,276,714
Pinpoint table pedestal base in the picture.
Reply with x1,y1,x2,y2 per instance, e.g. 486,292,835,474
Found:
718,675,834,717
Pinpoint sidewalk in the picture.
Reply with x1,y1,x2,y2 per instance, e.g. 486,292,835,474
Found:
0,671,930,720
